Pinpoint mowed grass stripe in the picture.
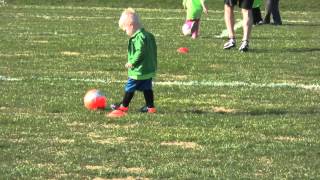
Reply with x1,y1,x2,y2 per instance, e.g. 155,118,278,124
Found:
1,75,320,91
0,4,320,179
4,5,319,23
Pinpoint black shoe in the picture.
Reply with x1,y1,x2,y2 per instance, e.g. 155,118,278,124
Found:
262,20,270,24
239,40,249,52
223,38,236,49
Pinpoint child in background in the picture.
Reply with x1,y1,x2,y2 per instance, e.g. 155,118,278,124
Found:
252,0,263,25
108,8,157,118
182,0,208,39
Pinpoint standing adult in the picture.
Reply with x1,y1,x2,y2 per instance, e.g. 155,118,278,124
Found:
223,0,254,52
263,0,282,25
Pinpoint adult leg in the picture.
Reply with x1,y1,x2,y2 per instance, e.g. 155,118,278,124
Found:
272,0,282,25
241,8,253,41
223,4,236,49
239,8,252,52
264,0,271,24
224,4,235,39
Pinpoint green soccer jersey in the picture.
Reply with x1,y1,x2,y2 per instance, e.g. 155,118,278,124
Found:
253,0,262,8
183,0,204,20
127,28,157,80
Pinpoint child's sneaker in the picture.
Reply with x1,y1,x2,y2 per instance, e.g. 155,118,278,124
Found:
107,110,127,118
223,38,236,49
140,106,157,113
239,40,249,52
191,33,198,39
110,103,129,112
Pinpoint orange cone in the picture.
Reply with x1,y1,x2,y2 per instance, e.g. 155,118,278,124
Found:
177,47,189,54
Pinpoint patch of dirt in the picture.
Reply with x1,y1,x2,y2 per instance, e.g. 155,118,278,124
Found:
161,141,202,149
212,106,237,113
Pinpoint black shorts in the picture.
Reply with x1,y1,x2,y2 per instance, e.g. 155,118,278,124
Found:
224,0,254,9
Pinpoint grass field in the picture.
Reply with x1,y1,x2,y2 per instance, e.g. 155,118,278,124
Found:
1,1,320,179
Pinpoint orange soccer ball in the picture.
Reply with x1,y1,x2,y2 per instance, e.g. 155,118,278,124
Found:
83,89,107,110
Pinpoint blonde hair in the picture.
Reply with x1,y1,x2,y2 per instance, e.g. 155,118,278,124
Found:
118,8,142,30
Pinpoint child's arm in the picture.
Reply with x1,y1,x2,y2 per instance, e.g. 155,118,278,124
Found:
127,37,145,69
201,0,208,15
125,62,133,69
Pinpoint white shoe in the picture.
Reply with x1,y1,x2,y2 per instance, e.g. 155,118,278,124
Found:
239,40,249,52
223,38,236,49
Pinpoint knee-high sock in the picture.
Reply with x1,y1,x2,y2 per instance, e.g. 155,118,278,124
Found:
143,90,154,108
122,92,134,107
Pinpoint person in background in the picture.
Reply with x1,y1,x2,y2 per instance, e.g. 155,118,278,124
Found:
182,0,208,39
263,0,282,25
223,0,254,52
252,0,263,25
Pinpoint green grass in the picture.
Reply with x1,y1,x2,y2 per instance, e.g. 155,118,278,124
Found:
1,2,320,179
6,0,320,12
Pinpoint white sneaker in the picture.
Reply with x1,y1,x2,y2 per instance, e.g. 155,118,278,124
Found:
239,40,249,52
223,38,236,49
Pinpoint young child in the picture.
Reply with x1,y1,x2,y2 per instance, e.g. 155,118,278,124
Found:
252,0,263,25
107,8,157,118
182,0,208,39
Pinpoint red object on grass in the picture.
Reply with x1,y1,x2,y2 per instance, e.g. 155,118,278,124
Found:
177,47,189,53
94,96,107,109
107,110,127,118
84,89,107,110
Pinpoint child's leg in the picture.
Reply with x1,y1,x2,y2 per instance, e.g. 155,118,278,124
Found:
143,90,154,108
122,91,134,107
252,8,263,24
252,8,258,24
185,20,194,28
256,7,263,23
264,0,272,24
110,91,133,111
191,19,200,39
183,20,195,36
118,78,136,108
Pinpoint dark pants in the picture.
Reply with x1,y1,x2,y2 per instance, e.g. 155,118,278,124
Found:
252,7,263,24
264,0,282,25
122,90,154,108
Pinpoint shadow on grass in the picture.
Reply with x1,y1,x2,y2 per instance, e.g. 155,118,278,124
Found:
283,23,320,27
251,48,320,53
285,48,320,53
177,108,320,116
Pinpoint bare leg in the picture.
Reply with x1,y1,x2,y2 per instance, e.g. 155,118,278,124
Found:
191,19,200,39
241,8,253,41
224,4,235,39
